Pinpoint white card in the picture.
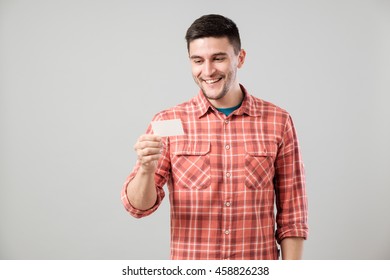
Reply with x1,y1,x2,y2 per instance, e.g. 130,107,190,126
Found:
151,119,185,137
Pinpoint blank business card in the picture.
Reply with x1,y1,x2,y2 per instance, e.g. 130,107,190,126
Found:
151,119,185,137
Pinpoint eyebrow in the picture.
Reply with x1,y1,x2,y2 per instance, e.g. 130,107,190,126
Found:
189,52,228,60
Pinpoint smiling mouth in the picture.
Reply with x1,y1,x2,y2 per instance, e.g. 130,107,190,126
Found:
203,78,222,84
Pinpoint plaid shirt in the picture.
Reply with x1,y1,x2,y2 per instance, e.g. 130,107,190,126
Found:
121,85,308,260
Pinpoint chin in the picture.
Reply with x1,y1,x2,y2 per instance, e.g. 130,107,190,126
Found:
203,90,227,101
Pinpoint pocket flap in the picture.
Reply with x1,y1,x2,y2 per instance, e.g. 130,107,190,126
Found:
245,141,277,157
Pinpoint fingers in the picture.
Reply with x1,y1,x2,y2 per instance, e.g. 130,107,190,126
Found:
138,134,162,143
134,135,162,150
134,134,163,168
137,147,161,160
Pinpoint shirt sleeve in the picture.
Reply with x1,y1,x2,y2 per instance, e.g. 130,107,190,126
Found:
120,117,171,219
274,114,309,243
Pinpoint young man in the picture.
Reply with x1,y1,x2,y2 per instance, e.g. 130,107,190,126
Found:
121,14,308,260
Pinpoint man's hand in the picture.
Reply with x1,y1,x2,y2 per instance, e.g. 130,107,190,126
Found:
134,134,163,173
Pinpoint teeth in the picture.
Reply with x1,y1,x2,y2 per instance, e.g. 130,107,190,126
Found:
204,78,220,84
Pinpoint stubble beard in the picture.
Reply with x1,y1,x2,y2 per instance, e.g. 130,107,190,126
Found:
195,69,237,101
201,81,228,101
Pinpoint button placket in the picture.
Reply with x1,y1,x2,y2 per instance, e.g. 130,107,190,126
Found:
221,117,233,258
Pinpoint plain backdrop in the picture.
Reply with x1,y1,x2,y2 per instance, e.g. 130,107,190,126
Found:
1,0,389,260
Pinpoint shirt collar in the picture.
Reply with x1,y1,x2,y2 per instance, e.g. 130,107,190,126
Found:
194,84,262,118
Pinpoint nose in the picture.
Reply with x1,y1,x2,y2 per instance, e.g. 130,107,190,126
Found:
202,60,215,77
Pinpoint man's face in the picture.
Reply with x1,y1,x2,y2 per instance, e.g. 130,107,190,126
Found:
189,37,245,102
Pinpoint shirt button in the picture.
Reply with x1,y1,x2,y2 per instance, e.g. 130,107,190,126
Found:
226,172,231,178
224,230,230,235
225,144,230,150
224,120,229,124
225,202,231,207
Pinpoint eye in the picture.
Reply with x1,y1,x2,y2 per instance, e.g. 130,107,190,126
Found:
192,59,203,64
214,56,226,62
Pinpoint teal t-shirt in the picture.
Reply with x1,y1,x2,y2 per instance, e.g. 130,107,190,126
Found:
216,103,242,116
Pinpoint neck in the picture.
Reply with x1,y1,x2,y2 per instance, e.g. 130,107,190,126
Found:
209,83,243,109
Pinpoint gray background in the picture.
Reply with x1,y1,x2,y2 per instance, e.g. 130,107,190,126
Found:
1,0,389,259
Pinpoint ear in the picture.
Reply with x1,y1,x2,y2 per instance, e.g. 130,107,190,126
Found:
237,49,246,69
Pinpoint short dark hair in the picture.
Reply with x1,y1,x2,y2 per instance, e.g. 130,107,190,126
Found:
185,14,241,54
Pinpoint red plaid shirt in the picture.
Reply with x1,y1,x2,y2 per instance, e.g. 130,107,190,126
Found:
121,85,308,260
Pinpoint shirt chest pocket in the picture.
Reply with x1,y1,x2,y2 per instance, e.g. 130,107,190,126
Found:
171,141,211,190
245,142,277,190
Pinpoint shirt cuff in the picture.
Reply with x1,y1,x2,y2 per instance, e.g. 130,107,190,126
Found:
276,224,309,244
120,176,165,219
